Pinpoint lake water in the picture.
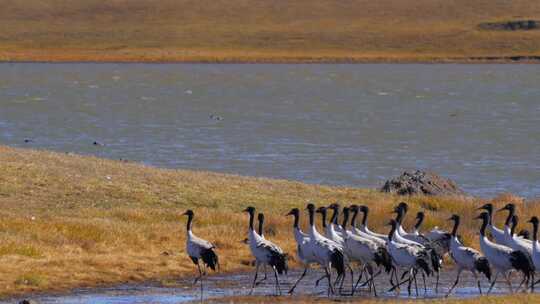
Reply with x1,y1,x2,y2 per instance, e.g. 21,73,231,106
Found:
3,269,514,303
1,63,539,198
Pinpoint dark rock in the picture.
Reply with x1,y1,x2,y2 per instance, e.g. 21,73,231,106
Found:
381,170,466,196
478,20,539,31
19,300,39,304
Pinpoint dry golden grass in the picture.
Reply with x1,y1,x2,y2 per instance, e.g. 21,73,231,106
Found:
1,0,540,62
0,145,539,298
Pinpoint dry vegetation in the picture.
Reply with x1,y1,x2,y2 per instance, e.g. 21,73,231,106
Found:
0,145,539,299
1,0,540,62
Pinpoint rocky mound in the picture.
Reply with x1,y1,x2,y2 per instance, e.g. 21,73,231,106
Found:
381,170,466,196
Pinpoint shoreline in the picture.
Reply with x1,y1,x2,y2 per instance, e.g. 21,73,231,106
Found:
1,55,540,64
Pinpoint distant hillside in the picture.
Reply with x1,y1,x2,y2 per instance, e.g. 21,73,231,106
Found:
1,0,540,62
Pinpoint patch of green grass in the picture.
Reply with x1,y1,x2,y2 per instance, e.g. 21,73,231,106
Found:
0,243,43,258
14,273,46,287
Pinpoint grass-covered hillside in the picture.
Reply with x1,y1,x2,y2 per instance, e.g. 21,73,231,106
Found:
1,0,540,62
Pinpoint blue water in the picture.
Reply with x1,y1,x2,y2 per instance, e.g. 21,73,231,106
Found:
1,63,539,197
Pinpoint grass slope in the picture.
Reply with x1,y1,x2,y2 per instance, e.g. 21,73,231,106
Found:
0,145,538,298
1,0,540,62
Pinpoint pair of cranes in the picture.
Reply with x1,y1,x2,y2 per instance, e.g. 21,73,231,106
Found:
181,201,538,298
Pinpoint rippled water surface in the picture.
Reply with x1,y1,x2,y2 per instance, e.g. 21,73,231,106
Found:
4,269,518,303
1,63,539,197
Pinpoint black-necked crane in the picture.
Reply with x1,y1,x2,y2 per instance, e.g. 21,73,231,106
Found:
305,203,346,296
317,206,344,245
286,208,318,294
510,215,535,291
527,216,540,291
349,205,386,246
182,210,219,298
341,207,392,296
256,213,270,286
498,204,533,255
477,203,507,245
327,203,345,240
415,211,452,259
357,205,389,241
328,203,345,236
475,212,534,294
446,214,491,297
386,219,432,296
242,206,287,295
393,203,442,293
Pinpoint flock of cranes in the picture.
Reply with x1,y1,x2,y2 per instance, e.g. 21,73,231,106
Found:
182,201,540,298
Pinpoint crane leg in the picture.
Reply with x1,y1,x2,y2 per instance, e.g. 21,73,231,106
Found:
413,268,418,297
487,271,499,294
256,264,268,286
352,265,365,295
472,272,482,295
505,273,514,293
193,262,203,285
407,268,413,296
289,267,308,294
272,266,281,295
324,267,335,297
435,271,440,294
249,263,260,295
446,268,462,297
421,271,426,294
531,272,535,292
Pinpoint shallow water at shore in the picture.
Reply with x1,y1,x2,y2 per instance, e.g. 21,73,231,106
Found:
6,268,521,303
1,63,540,197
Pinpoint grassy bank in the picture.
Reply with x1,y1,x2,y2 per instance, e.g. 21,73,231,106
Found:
1,0,540,63
0,145,539,298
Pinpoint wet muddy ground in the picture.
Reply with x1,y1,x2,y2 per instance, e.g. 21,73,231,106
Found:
5,268,523,303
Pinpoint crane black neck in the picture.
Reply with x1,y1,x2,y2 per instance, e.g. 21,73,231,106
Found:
342,208,350,229
292,212,300,228
320,209,327,228
247,210,255,230
504,206,516,227
388,221,396,241
532,219,539,242
350,208,358,228
451,216,460,237
330,207,339,224
485,205,494,225
479,216,488,237
186,213,194,232
414,213,424,230
510,216,518,236
308,207,315,227
258,214,265,235
361,207,368,226
395,209,404,224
